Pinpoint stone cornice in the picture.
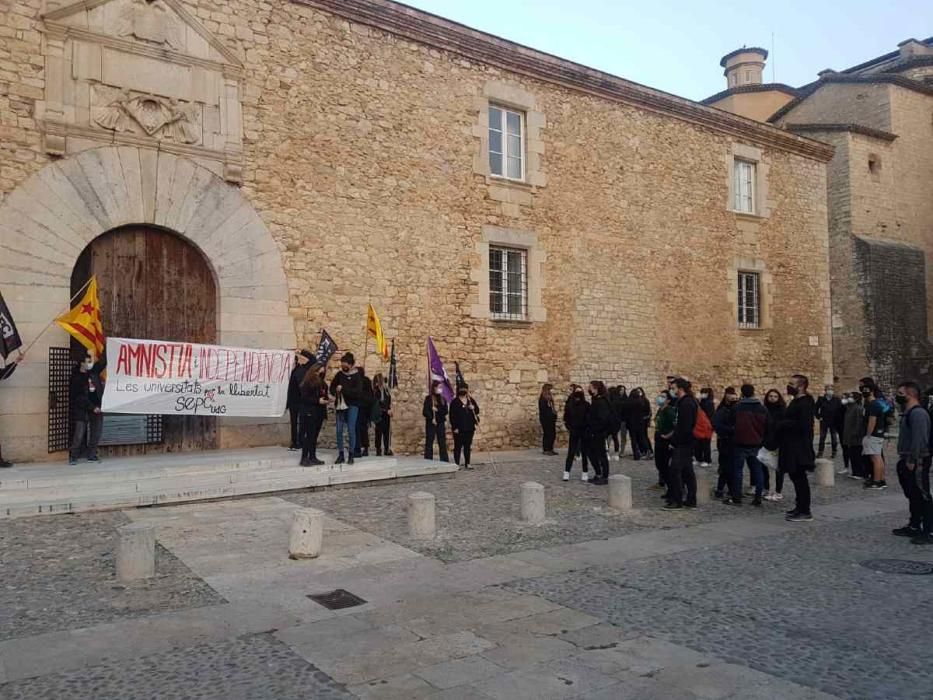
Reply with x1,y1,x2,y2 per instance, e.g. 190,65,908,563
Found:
785,123,898,142
291,0,834,163
702,83,799,106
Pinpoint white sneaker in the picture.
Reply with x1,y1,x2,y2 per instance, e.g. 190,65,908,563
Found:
581,472,589,482
745,488,756,497
701,462,711,468
771,493,784,501
836,468,848,475
562,471,570,482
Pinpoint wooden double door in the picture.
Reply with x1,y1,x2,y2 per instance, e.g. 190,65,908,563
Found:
71,225,218,453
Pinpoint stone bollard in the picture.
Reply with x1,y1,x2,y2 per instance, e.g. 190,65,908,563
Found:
116,522,156,582
815,459,835,487
695,471,711,505
520,482,546,524
289,508,324,560
608,474,633,511
408,492,436,539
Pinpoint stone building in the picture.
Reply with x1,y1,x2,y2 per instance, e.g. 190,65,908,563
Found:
0,0,833,462
706,38,933,389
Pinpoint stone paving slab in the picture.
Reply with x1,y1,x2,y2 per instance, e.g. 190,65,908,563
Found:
0,510,223,641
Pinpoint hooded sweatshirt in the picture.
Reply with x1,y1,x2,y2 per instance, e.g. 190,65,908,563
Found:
734,397,767,448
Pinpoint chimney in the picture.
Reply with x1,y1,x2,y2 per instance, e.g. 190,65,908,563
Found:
720,47,769,89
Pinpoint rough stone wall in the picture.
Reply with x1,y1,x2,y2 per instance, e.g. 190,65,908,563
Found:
0,0,833,457
778,82,893,132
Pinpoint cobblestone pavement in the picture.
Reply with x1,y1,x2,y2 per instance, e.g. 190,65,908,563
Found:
285,450,886,562
0,511,224,641
0,632,351,700
506,511,933,700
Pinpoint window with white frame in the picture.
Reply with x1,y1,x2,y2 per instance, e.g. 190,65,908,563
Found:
489,246,528,320
488,105,524,180
733,159,756,214
737,271,760,328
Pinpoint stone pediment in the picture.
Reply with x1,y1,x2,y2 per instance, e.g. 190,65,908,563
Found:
40,0,245,183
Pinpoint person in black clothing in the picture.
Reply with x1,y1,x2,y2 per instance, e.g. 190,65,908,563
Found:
653,390,676,491
694,388,715,466
712,387,738,499
780,374,816,522
664,377,698,509
450,386,480,469
607,386,624,458
69,351,107,466
356,367,373,457
616,385,629,457
586,381,612,484
287,351,313,450
298,362,329,466
563,384,589,481
372,373,393,456
538,384,558,455
329,352,363,465
625,388,652,460
762,388,786,501
815,384,842,458
0,350,24,468
423,380,449,461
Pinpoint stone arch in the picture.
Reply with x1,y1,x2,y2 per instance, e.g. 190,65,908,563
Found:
0,146,294,459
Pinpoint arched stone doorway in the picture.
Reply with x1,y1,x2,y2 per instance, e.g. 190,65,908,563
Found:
72,225,219,453
0,146,296,461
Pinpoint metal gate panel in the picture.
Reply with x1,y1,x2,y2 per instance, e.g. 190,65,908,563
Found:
47,347,71,453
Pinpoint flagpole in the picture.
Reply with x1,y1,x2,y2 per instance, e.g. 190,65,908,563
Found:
17,276,95,358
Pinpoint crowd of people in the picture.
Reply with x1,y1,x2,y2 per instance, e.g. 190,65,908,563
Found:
546,373,933,539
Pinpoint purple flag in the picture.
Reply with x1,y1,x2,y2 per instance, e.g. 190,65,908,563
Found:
426,337,454,403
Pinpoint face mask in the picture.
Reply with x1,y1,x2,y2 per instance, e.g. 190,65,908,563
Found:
786,384,799,397
656,396,666,406
700,393,708,399
84,361,94,371
895,395,908,407
859,387,871,397
825,391,834,398
841,398,850,405
574,391,584,398
435,388,442,396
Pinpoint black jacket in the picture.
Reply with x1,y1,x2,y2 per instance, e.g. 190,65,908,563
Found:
329,370,364,407
713,402,736,442
778,394,816,475
538,396,557,425
609,395,626,432
699,397,715,419
450,397,480,434
670,394,698,448
69,358,107,420
423,395,448,424
586,395,613,438
624,396,651,425
287,363,309,410
563,395,588,432
815,395,842,424
375,388,392,415
298,377,328,414
763,402,785,451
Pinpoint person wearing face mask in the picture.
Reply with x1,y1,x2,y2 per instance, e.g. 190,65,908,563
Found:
653,390,675,492
330,352,363,465
840,392,867,479
814,384,842,459
423,380,449,462
450,385,480,470
892,382,933,545
860,377,890,489
779,374,816,522
608,386,625,459
732,384,768,507
538,383,558,456
68,351,107,466
664,377,698,510
625,387,653,460
694,388,715,467
586,381,612,485
298,361,329,466
712,387,738,500
563,384,590,481
287,351,312,451
761,389,786,501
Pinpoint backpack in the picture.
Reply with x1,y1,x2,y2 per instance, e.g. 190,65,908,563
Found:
877,397,897,430
693,405,713,440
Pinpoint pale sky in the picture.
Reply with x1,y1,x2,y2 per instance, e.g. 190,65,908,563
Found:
401,0,933,101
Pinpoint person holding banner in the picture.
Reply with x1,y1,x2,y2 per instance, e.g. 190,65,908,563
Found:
423,380,450,462
298,361,329,466
287,350,313,450
68,351,107,466
330,352,363,465
372,373,393,456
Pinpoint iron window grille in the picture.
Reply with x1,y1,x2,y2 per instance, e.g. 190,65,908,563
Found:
489,246,528,321
488,105,525,181
737,271,761,329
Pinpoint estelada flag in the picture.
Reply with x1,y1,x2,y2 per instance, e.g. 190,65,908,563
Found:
57,277,105,357
0,290,23,361
366,303,389,360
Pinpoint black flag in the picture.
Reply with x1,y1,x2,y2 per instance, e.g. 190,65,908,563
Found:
388,339,398,389
454,362,467,390
316,329,338,365
0,291,23,361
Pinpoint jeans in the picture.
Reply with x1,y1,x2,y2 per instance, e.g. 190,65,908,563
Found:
818,422,838,454
424,421,449,461
70,412,103,461
653,434,670,487
566,430,589,472
790,470,811,514
454,430,474,466
374,416,391,454
335,406,359,457
897,457,933,534
668,445,697,506
541,420,556,452
734,446,765,499
587,434,609,480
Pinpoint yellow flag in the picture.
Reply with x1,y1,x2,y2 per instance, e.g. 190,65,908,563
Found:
366,304,389,360
57,276,106,357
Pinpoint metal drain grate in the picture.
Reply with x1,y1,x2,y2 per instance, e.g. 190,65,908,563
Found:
860,559,933,575
307,589,368,610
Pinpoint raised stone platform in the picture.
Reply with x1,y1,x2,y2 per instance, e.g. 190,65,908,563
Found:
0,448,457,519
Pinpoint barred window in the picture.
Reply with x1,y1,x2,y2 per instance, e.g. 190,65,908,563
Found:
488,105,524,180
489,246,528,320
738,271,760,329
733,159,756,214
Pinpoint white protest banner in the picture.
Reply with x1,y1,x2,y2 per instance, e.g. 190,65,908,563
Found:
102,338,292,417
